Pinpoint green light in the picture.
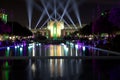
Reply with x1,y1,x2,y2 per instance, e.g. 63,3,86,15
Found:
5,61,9,67
53,22,57,40
1,14,7,23
6,47,10,56
4,15,7,23
101,13,104,16
46,31,49,38
3,61,9,80
67,32,70,35
20,47,23,56
5,70,9,80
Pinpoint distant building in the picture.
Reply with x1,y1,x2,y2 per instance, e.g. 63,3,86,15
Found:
31,20,86,39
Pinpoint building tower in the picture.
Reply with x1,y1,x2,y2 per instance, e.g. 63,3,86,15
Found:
0,8,7,23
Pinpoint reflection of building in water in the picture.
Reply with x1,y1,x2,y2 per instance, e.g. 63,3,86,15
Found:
49,45,62,56
2,61,9,80
49,45,64,77
49,59,64,77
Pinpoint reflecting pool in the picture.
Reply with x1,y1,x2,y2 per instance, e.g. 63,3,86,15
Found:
0,42,120,80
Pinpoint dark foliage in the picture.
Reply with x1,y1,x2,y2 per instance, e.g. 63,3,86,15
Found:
7,22,32,36
0,19,11,34
79,23,92,35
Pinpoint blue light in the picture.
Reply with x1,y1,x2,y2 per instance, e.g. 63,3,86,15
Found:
15,46,17,49
17,46,19,48
82,46,86,51
36,44,39,46
21,45,23,47
20,47,23,52
61,43,64,46
7,47,10,50
75,44,78,49
39,43,41,46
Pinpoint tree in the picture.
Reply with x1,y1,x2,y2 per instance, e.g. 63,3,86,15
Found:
92,10,120,34
79,23,92,35
109,7,120,28
0,19,11,34
7,22,32,36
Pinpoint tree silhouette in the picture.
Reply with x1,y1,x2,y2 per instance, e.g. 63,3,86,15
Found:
0,19,11,34
92,10,120,34
7,22,32,36
109,7,120,28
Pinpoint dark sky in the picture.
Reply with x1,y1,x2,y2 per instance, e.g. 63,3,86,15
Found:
0,0,120,28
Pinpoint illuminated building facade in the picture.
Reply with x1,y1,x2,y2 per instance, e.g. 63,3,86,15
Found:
0,8,7,23
47,20,64,39
31,22,86,39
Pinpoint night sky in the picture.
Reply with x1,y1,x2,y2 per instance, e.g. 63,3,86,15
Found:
0,0,120,28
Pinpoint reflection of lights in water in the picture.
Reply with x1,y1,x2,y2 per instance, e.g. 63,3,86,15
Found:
15,46,17,49
39,45,41,56
39,43,41,46
7,47,10,50
83,46,86,51
16,45,20,48
64,45,68,56
31,63,36,77
36,43,38,46
29,43,33,46
60,43,64,46
76,48,78,56
55,59,58,77
50,59,54,77
79,45,82,48
20,47,23,56
23,43,26,46
49,59,64,77
60,59,64,77
27,59,32,80
70,42,74,47
20,47,23,51
49,45,62,56
28,46,32,49
64,45,68,52
32,43,35,57
21,44,23,47
5,61,9,67
66,41,69,44
6,47,10,56
32,49,35,57
75,44,78,49
31,63,36,72
2,61,9,80
70,47,73,56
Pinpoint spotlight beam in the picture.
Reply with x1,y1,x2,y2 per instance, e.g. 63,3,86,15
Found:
59,2,77,29
50,6,60,20
33,1,43,12
26,0,33,29
56,12,61,20
63,19,71,28
39,12,54,29
41,0,51,20
35,10,46,29
40,18,50,29
72,0,82,28
56,12,71,28
60,0,71,21
35,2,51,29
54,0,57,19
